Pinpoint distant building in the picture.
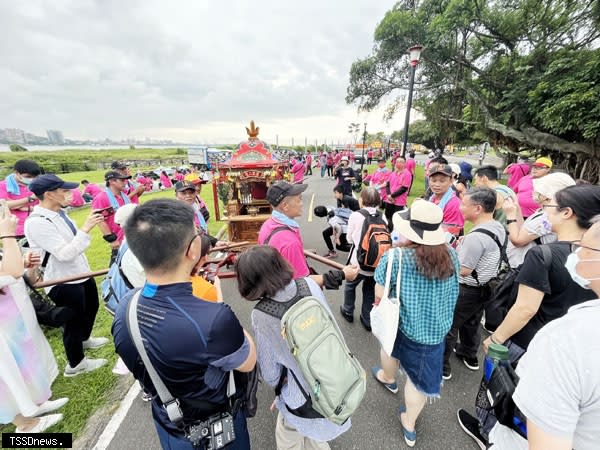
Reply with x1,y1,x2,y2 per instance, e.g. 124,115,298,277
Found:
47,129,65,145
4,128,26,144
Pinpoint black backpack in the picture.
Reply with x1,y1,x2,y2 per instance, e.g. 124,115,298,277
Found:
355,210,391,272
484,244,553,332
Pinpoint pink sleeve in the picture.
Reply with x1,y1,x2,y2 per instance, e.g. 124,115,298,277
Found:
0,181,8,199
92,194,110,210
443,197,465,227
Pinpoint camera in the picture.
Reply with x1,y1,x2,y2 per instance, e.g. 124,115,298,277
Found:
185,412,235,449
94,207,115,218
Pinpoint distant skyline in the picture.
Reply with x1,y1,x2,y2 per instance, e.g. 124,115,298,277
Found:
1,1,417,144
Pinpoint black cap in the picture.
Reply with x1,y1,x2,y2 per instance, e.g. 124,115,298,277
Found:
105,170,132,181
28,174,79,195
174,181,197,192
429,164,454,178
111,161,129,170
266,181,308,206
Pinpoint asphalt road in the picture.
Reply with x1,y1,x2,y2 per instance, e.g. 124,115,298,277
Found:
105,173,485,450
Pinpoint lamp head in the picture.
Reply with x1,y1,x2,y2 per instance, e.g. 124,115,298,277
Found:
408,45,424,66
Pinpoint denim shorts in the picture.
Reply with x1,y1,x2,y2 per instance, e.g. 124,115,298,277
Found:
391,330,444,397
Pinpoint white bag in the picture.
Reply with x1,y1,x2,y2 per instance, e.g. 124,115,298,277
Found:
370,248,401,356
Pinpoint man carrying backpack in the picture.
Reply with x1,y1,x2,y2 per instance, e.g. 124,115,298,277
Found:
340,187,389,331
443,188,507,380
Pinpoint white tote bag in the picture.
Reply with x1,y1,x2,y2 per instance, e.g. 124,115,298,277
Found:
370,248,401,356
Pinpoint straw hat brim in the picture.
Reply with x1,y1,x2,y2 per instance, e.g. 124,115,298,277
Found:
392,209,446,246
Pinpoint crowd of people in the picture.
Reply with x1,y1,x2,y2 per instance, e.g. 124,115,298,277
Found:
1,153,599,450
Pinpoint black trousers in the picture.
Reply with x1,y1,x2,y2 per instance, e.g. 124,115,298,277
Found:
326,165,333,177
49,278,100,367
443,284,487,371
322,228,351,252
384,203,405,231
305,164,312,175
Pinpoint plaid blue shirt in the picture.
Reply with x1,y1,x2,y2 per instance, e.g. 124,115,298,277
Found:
374,247,460,345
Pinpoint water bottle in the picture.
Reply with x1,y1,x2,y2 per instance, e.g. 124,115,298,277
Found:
391,230,401,247
484,343,509,382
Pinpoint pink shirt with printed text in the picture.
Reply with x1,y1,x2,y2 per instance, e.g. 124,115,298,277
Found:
91,190,126,242
431,192,464,233
386,169,412,206
370,168,390,202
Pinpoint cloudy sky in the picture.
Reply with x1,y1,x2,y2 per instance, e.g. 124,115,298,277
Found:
1,1,409,144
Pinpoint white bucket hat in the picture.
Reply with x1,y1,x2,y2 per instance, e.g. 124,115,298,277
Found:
533,172,575,200
393,199,446,246
114,203,138,227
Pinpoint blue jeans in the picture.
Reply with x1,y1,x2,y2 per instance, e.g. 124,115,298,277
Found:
154,410,250,449
320,165,326,177
342,273,375,325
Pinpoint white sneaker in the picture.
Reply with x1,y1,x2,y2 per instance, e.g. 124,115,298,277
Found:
82,336,109,350
33,398,69,416
112,357,130,376
16,413,63,433
64,358,107,377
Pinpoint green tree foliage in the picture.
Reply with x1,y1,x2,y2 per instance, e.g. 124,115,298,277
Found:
347,0,600,181
9,144,28,152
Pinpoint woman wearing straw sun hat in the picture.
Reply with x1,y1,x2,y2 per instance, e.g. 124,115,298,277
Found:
370,200,460,447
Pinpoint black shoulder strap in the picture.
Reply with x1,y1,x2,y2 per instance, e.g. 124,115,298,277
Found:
254,278,311,319
470,228,509,285
27,213,53,268
264,225,292,245
539,244,553,270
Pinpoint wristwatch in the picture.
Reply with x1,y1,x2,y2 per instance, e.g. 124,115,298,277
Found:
506,219,517,224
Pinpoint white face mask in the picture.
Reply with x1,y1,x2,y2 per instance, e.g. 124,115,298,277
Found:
20,176,34,185
564,247,600,289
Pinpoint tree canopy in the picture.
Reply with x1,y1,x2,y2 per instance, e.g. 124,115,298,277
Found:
347,0,600,181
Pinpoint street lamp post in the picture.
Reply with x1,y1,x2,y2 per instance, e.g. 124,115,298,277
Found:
401,45,423,158
361,123,367,172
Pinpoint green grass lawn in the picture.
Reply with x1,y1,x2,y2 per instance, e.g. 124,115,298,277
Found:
0,184,222,443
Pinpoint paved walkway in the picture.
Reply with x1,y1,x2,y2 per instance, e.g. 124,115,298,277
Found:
100,174,483,450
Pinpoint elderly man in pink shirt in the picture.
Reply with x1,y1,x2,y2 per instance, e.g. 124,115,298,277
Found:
258,181,358,288
515,157,551,219
0,159,41,239
370,157,391,207
384,157,413,230
428,164,464,238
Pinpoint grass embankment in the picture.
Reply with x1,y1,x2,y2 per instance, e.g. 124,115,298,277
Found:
0,148,189,179
0,184,221,445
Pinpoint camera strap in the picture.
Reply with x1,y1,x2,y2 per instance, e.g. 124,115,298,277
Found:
127,291,185,423
126,291,237,424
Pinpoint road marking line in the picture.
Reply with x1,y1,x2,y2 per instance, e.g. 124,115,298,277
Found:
308,192,315,222
93,380,141,450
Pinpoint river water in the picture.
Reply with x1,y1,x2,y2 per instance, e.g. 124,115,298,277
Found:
0,144,190,152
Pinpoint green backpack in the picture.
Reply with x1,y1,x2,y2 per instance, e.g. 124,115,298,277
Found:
255,278,366,425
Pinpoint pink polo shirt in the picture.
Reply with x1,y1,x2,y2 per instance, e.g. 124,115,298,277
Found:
291,161,305,183
160,174,172,189
92,190,127,242
370,168,390,202
258,218,309,279
0,179,38,236
406,159,416,175
123,180,141,204
515,175,539,218
431,192,464,235
70,188,85,207
83,183,102,198
386,169,412,206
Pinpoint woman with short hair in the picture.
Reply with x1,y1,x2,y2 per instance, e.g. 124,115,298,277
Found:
370,200,459,447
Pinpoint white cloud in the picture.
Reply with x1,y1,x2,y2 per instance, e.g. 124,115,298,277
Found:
0,0,417,143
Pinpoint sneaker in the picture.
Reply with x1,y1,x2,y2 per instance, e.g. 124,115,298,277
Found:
64,357,108,377
82,336,109,350
141,391,153,402
457,409,488,450
16,413,63,433
442,367,452,380
370,366,398,394
112,357,131,376
399,406,416,447
461,356,480,371
339,306,354,323
32,398,69,417
324,250,338,258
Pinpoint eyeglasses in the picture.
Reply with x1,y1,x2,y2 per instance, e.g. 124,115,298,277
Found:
531,166,549,170
541,204,560,209
185,232,200,255
571,242,600,253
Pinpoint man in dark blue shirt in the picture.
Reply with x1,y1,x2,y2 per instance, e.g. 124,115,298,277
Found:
112,199,256,449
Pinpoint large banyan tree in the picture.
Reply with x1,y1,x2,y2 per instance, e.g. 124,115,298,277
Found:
346,0,600,182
